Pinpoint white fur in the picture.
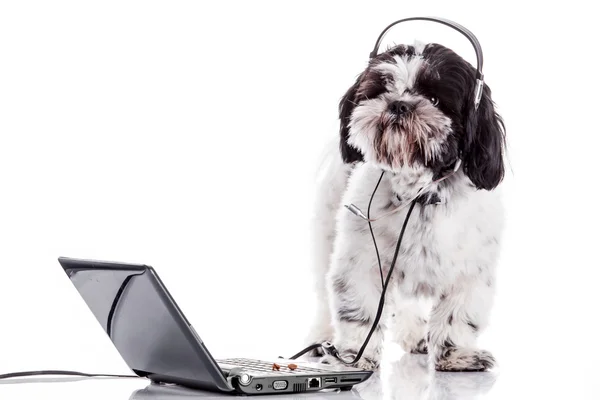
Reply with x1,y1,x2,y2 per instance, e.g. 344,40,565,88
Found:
307,139,504,371
373,55,422,90
347,52,452,170
305,138,354,351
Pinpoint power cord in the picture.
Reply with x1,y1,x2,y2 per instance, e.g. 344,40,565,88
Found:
0,370,139,380
290,171,418,365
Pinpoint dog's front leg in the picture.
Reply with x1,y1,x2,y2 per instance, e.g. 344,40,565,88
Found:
389,293,430,354
428,276,496,371
325,259,387,370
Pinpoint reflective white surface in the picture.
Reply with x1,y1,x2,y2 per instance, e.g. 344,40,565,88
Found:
127,354,497,400
0,353,497,400
2,337,599,398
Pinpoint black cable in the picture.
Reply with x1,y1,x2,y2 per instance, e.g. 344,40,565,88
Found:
339,198,417,365
1,273,146,382
290,175,418,364
289,343,325,360
368,171,386,288
0,370,139,380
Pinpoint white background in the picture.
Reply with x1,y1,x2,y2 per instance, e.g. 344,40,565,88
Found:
1,0,599,399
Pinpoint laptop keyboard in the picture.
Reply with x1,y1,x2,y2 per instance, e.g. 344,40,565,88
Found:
216,358,330,375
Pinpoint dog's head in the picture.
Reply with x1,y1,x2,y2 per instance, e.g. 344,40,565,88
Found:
339,43,505,190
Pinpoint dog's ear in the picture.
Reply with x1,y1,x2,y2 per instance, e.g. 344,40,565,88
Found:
338,76,364,163
462,82,506,190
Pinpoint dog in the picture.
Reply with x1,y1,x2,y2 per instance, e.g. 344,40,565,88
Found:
307,41,505,372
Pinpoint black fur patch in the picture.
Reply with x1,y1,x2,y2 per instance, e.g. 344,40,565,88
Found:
412,338,429,354
440,339,456,359
332,275,349,295
417,191,442,205
467,321,479,331
337,306,371,326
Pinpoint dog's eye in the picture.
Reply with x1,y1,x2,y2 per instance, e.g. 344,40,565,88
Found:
430,97,439,106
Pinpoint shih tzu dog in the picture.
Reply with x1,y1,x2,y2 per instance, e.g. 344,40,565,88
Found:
307,41,505,372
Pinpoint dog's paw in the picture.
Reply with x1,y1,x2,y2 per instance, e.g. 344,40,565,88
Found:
319,351,379,371
352,355,379,371
395,330,428,355
309,347,325,357
304,339,333,357
304,327,334,357
390,314,429,355
318,354,339,366
410,338,429,354
435,347,496,372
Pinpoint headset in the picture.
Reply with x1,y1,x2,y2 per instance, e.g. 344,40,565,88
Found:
289,17,487,367
371,16,485,110
343,16,487,222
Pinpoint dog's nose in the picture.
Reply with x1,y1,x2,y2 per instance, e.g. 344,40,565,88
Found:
388,101,412,115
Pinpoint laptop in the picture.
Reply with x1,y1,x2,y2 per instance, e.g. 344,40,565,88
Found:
58,257,372,395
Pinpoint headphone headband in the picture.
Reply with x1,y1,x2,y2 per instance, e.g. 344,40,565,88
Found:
370,17,485,109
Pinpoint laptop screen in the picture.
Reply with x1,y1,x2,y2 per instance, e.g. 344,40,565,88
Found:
58,258,228,389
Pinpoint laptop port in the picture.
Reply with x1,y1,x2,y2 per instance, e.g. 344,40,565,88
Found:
255,383,263,391
324,377,337,384
340,377,362,383
273,380,288,390
308,377,321,388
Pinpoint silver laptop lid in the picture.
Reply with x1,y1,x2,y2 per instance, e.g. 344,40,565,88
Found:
58,257,232,392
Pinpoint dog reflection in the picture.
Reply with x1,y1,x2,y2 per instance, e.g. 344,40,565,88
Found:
356,353,497,400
